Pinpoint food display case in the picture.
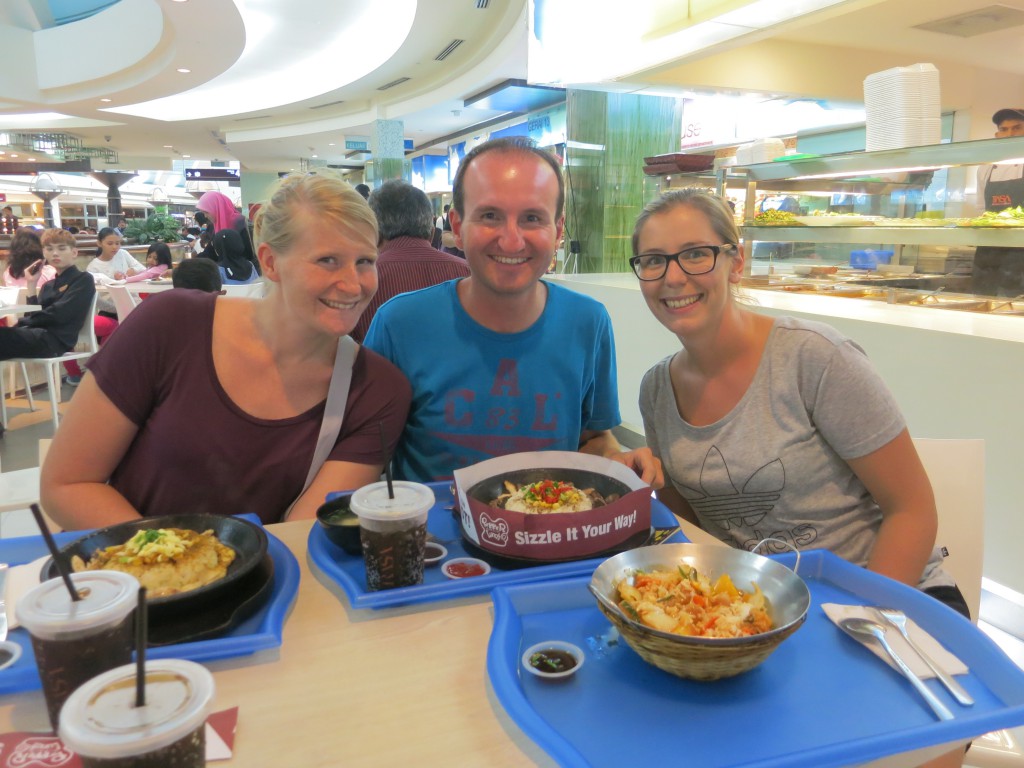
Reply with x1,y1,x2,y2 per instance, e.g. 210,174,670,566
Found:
645,135,1024,312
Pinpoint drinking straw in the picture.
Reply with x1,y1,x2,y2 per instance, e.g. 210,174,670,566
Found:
29,504,80,602
379,421,395,499
135,586,147,708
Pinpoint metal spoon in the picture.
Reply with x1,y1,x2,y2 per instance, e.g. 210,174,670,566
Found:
839,617,954,721
875,607,974,706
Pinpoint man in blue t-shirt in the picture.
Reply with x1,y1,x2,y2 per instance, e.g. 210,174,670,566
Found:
364,137,661,485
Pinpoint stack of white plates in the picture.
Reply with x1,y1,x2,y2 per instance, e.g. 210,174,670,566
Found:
734,137,786,165
864,63,941,151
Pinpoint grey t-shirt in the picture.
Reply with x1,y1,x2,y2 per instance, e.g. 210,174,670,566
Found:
640,316,951,590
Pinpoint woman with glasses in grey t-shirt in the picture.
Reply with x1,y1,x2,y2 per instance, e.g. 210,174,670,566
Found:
630,189,965,622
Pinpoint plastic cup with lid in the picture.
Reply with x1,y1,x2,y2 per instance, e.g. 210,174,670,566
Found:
59,659,214,768
350,481,435,590
16,571,140,731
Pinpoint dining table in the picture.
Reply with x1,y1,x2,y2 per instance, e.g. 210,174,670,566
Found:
0,305,36,318
0,517,1022,767
97,279,174,295
0,520,555,767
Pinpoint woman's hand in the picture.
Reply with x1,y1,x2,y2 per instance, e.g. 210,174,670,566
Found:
113,271,126,280
608,447,664,489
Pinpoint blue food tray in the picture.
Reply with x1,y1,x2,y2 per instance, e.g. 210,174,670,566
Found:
308,481,682,610
0,515,299,696
489,550,1024,768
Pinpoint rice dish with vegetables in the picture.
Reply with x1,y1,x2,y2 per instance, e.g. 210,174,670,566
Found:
71,528,236,597
616,564,772,638
492,479,619,514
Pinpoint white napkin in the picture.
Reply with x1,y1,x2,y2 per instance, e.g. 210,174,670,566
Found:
823,603,968,678
5,556,48,631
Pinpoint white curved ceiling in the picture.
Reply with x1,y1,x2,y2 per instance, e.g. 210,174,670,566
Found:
0,0,530,171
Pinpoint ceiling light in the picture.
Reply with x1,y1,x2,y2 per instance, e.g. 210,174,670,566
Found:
100,98,112,103
29,158,36,162
107,2,415,121
163,145,173,148
177,68,191,74
182,154,191,158
10,154,17,158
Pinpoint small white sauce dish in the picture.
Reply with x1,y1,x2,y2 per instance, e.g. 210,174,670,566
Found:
521,640,584,681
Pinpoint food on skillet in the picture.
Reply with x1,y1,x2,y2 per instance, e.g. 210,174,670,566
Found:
491,479,619,514
71,528,236,597
616,564,772,638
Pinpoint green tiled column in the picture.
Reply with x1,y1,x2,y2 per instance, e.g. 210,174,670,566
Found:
366,119,410,186
565,90,682,272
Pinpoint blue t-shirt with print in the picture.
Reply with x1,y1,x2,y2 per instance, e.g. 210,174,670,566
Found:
363,279,621,481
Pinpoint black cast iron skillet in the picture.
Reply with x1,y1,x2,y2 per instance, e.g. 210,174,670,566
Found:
43,513,268,620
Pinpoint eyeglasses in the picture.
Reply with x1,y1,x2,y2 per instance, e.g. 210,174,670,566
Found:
629,244,734,281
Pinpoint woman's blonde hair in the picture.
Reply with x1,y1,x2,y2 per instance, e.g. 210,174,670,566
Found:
631,188,739,255
253,171,378,255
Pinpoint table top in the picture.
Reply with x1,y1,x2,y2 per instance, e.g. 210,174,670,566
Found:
0,521,1016,767
98,280,173,293
0,521,554,767
0,466,40,514
0,304,35,317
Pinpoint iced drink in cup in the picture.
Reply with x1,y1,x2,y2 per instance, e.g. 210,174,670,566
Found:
16,571,139,731
351,481,434,590
59,659,214,768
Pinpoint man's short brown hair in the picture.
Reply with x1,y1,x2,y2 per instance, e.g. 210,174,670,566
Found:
40,228,76,248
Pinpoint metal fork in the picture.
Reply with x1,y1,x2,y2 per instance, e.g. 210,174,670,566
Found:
875,607,974,706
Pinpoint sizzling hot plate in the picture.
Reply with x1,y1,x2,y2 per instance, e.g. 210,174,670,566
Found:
43,514,268,620
147,553,275,647
465,468,632,508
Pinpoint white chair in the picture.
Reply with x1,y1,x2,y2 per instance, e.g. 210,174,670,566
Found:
1,286,33,409
106,284,138,322
912,437,986,622
0,291,100,431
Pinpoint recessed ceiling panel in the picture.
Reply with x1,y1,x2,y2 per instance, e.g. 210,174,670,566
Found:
464,79,565,113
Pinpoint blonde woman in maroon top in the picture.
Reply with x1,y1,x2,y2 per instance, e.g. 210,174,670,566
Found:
42,173,411,529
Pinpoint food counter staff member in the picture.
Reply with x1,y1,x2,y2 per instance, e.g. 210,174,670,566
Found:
973,107,1024,296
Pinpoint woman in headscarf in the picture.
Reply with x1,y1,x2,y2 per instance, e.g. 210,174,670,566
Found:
213,228,257,284
196,190,261,276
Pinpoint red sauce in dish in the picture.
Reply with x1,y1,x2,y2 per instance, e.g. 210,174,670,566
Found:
446,561,487,578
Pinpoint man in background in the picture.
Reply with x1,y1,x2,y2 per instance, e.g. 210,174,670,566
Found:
973,107,1024,296
352,181,469,342
364,137,660,486
1,206,17,235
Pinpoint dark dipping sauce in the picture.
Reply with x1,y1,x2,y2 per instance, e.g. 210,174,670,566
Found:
529,649,578,676
446,561,487,578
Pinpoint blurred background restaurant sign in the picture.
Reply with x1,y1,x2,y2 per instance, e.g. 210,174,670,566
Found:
184,168,240,181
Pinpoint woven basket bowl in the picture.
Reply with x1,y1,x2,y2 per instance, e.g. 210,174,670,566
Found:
590,543,810,681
